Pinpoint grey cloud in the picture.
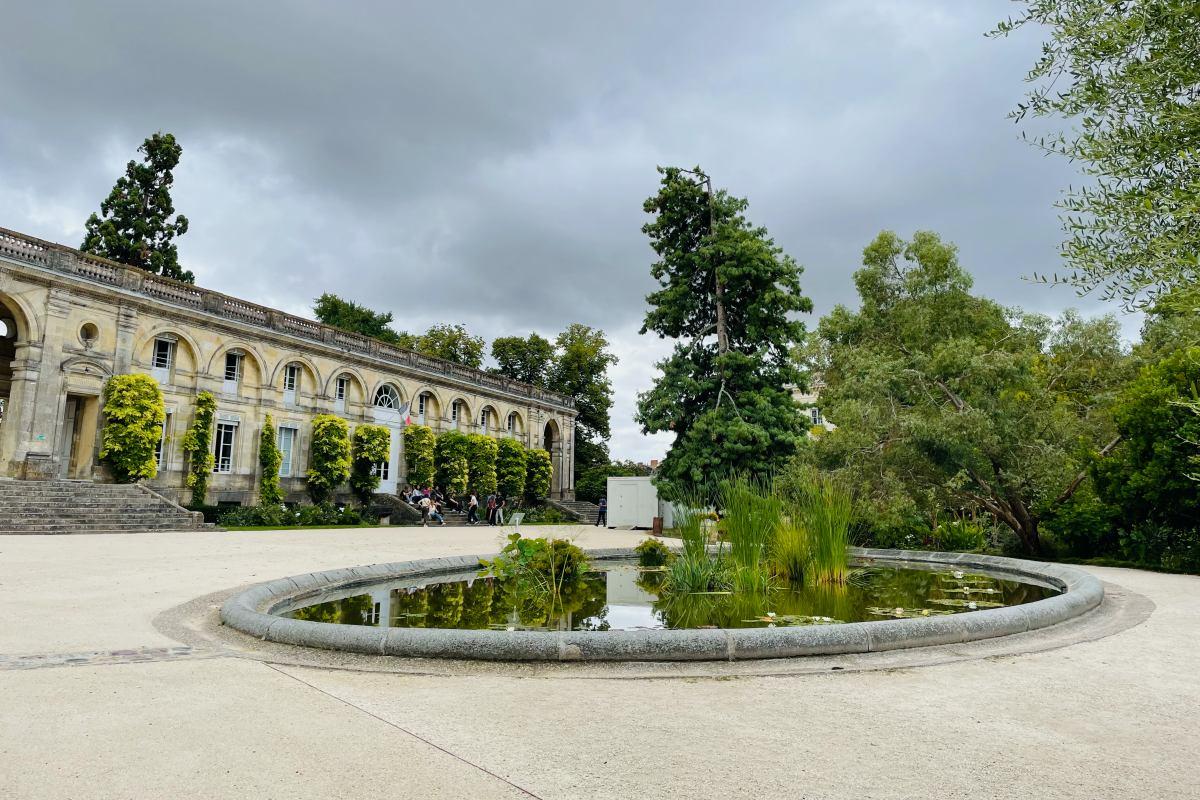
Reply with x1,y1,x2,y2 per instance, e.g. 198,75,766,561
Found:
0,1,1125,462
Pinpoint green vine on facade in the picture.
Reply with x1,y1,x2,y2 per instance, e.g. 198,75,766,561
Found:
180,390,216,505
350,424,391,504
99,373,166,483
435,430,470,495
496,437,527,500
466,433,498,496
525,448,552,503
258,413,284,507
307,414,351,504
403,424,435,488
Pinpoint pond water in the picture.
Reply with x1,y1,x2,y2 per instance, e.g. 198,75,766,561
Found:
282,559,1057,632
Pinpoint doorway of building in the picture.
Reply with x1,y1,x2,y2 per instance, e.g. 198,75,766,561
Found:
60,395,99,479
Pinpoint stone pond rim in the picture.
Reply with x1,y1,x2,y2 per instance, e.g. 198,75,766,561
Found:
218,547,1104,662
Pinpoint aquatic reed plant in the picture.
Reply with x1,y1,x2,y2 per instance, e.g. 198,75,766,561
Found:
720,475,782,594
798,474,853,585
772,508,811,583
663,497,733,593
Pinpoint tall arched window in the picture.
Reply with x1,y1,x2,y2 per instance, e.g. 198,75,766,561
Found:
374,384,400,409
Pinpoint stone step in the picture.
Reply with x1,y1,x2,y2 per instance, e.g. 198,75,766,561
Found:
0,479,205,535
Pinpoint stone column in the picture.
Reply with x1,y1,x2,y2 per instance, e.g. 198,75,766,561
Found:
113,304,138,374
21,289,72,478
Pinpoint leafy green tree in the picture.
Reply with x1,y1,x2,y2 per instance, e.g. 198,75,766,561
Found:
181,391,217,506
549,323,617,475
312,294,413,346
403,424,436,487
81,133,193,282
636,166,812,494
525,448,553,502
496,438,528,500
576,460,653,504
258,414,284,506
417,324,485,368
808,230,1126,554
992,1,1200,309
1094,347,1200,532
465,433,498,496
434,430,470,494
491,333,555,386
99,373,166,483
350,424,392,504
307,415,351,504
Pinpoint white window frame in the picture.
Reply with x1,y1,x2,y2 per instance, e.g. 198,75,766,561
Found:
223,352,243,396
480,408,489,433
451,400,460,428
277,425,298,477
283,364,300,392
374,384,399,410
151,338,175,383
213,421,238,474
417,393,427,424
154,410,174,467
507,412,516,434
810,407,822,426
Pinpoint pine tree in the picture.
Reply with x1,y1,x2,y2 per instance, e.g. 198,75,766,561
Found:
81,132,193,283
636,167,812,495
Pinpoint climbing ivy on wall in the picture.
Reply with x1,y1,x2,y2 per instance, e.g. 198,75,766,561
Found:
496,437,527,500
258,413,284,507
403,424,435,488
525,448,552,502
465,434,498,496
307,414,351,504
99,373,166,483
181,391,216,505
435,430,470,495
350,424,392,504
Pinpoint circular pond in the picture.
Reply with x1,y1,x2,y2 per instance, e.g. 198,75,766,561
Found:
220,548,1104,662
280,559,1056,632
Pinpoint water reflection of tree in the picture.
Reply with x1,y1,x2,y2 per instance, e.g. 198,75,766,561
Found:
289,593,374,625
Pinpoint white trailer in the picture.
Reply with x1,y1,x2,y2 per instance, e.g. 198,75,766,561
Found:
605,476,660,529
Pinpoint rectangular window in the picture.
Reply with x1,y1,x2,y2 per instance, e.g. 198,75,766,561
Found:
507,413,514,432
213,422,237,473
153,339,174,370
284,365,299,392
224,353,242,382
277,426,297,477
810,407,822,426
336,377,348,401
451,401,459,422
154,412,173,466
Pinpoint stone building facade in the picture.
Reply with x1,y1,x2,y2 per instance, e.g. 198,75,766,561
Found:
0,226,577,504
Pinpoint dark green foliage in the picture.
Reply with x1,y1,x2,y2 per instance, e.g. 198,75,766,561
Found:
635,538,675,567
258,414,284,506
313,293,411,346
81,133,192,282
576,459,652,504
465,433,498,496
219,503,365,528
992,1,1200,308
434,430,470,495
932,520,987,553
491,333,554,386
181,391,217,506
307,415,351,504
350,424,391,504
417,324,485,368
403,424,435,487
636,167,812,496
99,373,166,483
524,448,552,501
495,438,527,500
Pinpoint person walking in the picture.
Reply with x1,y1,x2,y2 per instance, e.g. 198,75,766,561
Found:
418,495,431,527
486,493,497,525
467,492,479,525
495,496,507,526
595,497,608,527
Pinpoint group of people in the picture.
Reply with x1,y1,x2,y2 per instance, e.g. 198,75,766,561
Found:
404,485,510,527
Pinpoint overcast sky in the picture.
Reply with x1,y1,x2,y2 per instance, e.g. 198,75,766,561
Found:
0,1,1129,462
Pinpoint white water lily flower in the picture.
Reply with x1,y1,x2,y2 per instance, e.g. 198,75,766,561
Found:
953,571,964,579
967,602,977,610
766,611,776,617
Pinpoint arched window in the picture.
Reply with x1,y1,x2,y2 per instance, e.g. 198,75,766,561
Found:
507,412,518,434
374,384,400,409
451,400,462,429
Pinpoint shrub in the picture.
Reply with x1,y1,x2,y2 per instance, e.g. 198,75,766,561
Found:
99,373,165,483
350,424,391,504
635,538,675,567
482,533,591,586
932,519,987,553
307,415,351,504
181,391,217,506
258,414,284,507
465,433,498,496
495,438,527,500
435,430,470,494
403,424,435,487
1118,522,1200,572
525,448,552,501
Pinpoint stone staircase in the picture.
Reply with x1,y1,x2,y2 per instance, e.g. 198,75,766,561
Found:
0,479,212,535
548,498,602,523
